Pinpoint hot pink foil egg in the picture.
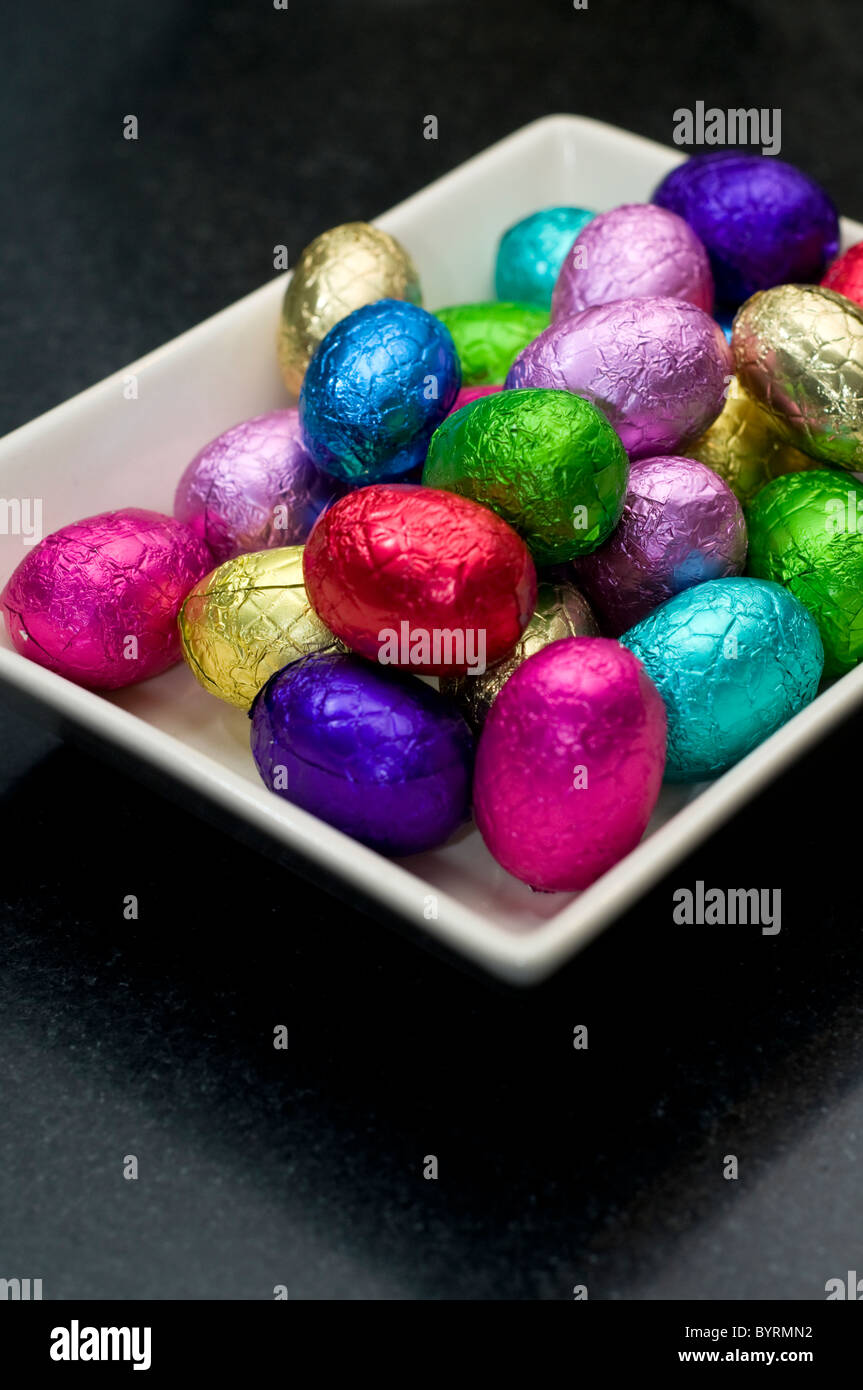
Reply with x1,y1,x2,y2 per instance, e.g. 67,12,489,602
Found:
574,455,747,636
473,636,667,892
174,408,345,564
1,508,212,690
446,385,502,416
552,203,714,321
506,296,732,460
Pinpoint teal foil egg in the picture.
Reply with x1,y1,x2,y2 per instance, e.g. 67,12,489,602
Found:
621,577,823,782
495,206,594,309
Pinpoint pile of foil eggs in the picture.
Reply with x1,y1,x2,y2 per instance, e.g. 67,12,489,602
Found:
6,149,862,894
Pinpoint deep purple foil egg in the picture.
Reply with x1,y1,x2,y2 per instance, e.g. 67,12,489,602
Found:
574,455,747,636
174,409,345,564
250,651,474,855
653,152,839,308
506,297,732,460
552,203,714,320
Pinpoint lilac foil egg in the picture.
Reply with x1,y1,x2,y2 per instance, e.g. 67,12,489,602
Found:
1,508,212,689
552,203,714,321
653,152,839,308
574,455,747,636
506,296,732,460
174,408,345,565
250,651,474,855
473,637,667,892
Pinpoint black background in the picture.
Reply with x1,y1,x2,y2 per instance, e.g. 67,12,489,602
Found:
1,0,862,1301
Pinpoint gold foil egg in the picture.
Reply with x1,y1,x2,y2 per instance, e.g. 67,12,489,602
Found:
686,376,818,506
439,579,598,730
277,222,423,396
178,546,341,710
732,284,863,470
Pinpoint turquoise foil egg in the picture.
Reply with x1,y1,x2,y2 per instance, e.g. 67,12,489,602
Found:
495,206,594,309
621,577,823,782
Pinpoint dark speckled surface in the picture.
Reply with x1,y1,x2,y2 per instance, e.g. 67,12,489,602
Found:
1,0,862,1300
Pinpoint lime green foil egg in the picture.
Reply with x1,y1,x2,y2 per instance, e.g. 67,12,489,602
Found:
746,470,863,679
423,387,629,564
433,301,548,385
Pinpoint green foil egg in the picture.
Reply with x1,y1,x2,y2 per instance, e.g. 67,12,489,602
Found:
433,301,548,385
746,469,863,679
423,387,629,564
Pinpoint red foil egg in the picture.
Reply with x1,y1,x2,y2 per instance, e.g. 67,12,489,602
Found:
821,242,863,311
303,484,537,676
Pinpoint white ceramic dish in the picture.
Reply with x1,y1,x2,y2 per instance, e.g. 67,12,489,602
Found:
1,115,860,985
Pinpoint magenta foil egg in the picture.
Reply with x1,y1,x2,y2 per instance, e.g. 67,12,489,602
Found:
474,636,666,892
174,408,345,564
574,455,747,635
506,296,732,460
446,384,502,416
1,508,212,689
552,203,714,321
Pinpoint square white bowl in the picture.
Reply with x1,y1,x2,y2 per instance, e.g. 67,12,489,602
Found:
1,114,861,985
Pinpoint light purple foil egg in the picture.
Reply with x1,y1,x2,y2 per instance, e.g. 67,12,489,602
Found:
473,637,667,892
574,456,748,636
1,508,212,690
174,408,346,564
506,296,732,460
552,203,714,321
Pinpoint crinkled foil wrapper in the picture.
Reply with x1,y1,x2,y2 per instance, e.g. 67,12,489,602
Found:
178,545,341,709
277,222,422,397
686,376,817,506
733,284,863,470
434,301,548,385
439,579,598,729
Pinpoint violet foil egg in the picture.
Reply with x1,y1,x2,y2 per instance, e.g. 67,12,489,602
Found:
473,636,667,893
653,152,839,308
250,651,474,855
299,299,461,483
506,296,732,460
174,408,345,565
1,508,212,689
552,203,714,321
574,455,747,636
621,578,824,782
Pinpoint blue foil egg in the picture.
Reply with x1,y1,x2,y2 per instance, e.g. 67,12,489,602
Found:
495,207,594,309
299,299,461,483
621,577,823,782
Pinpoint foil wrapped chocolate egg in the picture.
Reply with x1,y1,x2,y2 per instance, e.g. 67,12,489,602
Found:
622,577,823,781
299,299,460,483
473,637,667,892
446,384,501,416
495,206,594,309
1,508,211,690
732,284,863,470
250,651,474,855
178,545,341,710
434,302,548,385
506,296,732,460
303,483,537,676
423,387,629,564
686,376,818,507
574,455,747,636
439,579,598,730
653,152,839,308
552,203,713,321
277,221,422,396
822,241,863,310
174,409,345,565
746,470,863,679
